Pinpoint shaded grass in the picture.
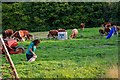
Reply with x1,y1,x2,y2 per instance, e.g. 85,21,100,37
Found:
1,27,118,78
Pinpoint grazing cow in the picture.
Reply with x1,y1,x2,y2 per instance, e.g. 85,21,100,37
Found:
11,30,33,41
47,29,66,39
99,27,110,36
2,29,14,39
47,30,58,38
19,30,33,41
80,23,85,30
70,28,78,39
99,22,111,36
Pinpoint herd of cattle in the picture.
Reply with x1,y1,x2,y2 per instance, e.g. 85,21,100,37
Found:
47,23,84,39
2,22,120,42
2,28,79,41
2,23,85,41
47,28,79,39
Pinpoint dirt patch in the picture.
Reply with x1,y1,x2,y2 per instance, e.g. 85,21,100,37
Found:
31,32,49,39
105,65,118,78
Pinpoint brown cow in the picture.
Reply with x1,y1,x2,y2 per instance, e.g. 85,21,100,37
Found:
99,27,110,36
70,29,78,39
2,29,14,39
11,30,33,41
80,23,85,30
47,28,66,39
19,30,30,41
105,22,111,28
47,30,58,38
99,22,111,36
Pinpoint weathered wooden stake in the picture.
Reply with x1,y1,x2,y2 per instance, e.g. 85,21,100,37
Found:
0,37,19,79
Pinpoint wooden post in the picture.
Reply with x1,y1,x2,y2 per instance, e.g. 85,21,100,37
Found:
0,37,2,80
0,37,19,79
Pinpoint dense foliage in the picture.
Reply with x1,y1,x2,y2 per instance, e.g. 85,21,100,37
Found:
2,2,120,32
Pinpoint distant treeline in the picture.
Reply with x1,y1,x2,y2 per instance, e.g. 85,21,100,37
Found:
2,2,120,32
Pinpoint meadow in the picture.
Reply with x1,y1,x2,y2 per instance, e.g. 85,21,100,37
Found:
1,28,118,78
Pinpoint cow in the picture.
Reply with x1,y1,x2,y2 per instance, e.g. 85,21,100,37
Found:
47,30,58,38
99,22,111,36
11,30,33,41
105,22,111,28
19,30,33,41
47,28,66,39
70,28,78,39
80,23,85,30
2,29,14,39
99,27,111,36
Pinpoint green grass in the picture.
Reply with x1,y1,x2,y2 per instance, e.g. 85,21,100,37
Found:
1,28,118,78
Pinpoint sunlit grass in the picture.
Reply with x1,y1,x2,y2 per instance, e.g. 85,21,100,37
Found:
1,27,118,78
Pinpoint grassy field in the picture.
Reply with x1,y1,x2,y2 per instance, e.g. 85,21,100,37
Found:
1,28,119,78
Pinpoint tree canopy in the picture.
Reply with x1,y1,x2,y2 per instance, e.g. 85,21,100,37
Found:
2,2,120,32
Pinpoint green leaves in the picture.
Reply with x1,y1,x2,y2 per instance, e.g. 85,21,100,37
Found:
2,2,120,31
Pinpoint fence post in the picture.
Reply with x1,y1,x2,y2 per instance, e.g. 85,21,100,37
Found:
0,37,19,79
